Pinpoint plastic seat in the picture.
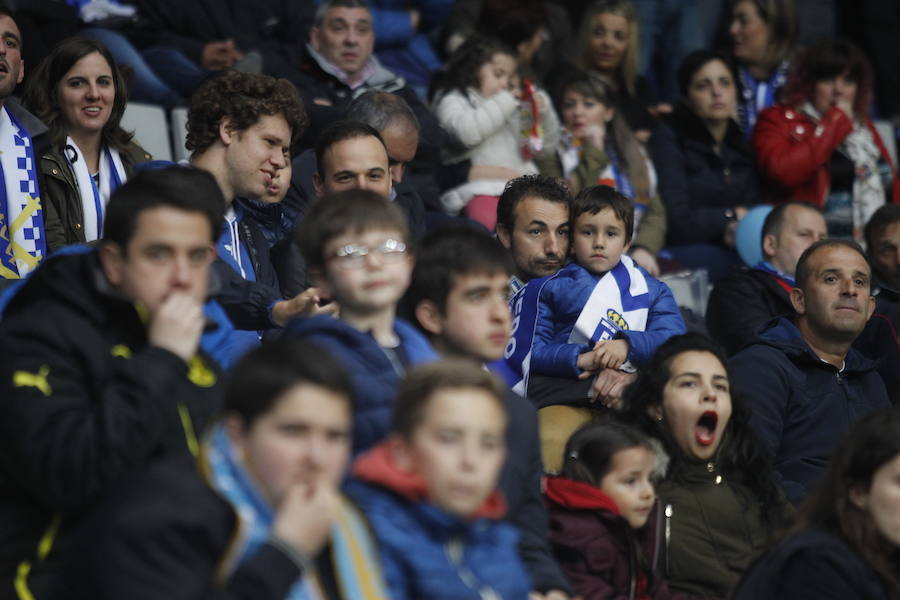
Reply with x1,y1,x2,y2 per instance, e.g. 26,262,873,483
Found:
121,102,172,161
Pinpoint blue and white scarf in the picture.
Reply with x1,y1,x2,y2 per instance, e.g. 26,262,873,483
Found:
754,260,795,287
738,61,789,139
64,138,126,242
207,426,388,600
504,255,650,394
0,106,45,279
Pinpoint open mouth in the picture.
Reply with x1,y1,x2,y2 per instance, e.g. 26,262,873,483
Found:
0,63,7,74
695,411,718,447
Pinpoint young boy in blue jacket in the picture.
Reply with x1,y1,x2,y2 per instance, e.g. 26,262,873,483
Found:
346,359,532,600
286,189,437,456
512,185,685,469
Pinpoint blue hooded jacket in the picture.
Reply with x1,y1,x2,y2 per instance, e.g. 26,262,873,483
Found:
531,262,686,377
284,314,438,455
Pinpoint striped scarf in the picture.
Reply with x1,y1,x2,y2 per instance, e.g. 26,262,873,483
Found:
207,426,388,600
0,106,44,278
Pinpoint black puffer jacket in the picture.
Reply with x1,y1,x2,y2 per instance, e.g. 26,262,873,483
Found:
650,106,760,246
0,250,222,598
734,528,892,600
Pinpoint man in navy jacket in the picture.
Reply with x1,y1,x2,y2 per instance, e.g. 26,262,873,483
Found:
729,240,891,504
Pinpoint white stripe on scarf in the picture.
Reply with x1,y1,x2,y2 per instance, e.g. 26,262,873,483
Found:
64,137,127,241
568,255,649,372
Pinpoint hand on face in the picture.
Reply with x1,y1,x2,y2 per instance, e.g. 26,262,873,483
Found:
147,291,204,362
580,123,607,150
271,478,339,558
835,97,854,120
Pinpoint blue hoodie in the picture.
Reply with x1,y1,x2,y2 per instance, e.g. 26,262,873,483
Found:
284,315,438,455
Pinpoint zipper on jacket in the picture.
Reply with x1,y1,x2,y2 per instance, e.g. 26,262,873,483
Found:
664,503,673,576
444,538,501,600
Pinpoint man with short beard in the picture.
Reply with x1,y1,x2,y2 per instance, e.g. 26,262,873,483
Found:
495,174,571,293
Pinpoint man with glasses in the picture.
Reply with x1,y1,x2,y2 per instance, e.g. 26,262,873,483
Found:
285,189,437,456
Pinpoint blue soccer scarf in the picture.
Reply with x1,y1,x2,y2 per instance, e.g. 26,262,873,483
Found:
206,426,388,600
0,106,44,279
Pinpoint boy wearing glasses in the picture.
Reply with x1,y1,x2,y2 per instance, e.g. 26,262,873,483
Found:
287,189,437,456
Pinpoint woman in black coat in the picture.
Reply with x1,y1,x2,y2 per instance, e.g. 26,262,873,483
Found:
650,50,761,281
734,408,900,600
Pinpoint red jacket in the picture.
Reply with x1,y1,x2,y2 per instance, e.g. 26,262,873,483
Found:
752,103,900,206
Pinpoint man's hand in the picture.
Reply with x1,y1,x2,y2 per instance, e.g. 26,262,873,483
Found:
592,368,637,410
147,292,204,362
271,479,338,558
272,287,338,327
201,39,242,70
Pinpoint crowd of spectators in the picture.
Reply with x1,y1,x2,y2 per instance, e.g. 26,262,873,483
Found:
1,0,900,598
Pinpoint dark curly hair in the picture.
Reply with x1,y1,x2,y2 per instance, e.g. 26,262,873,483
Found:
23,36,132,151
619,332,788,526
185,70,307,157
428,36,514,102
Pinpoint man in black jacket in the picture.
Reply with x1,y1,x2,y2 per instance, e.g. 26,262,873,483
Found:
0,5,52,290
729,240,892,504
0,167,224,597
293,1,444,191
403,226,574,600
707,202,827,355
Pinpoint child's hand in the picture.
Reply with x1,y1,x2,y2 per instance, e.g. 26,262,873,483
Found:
576,349,599,377
510,74,522,99
592,339,629,370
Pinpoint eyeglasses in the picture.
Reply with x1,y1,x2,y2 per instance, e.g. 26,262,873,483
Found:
328,238,407,270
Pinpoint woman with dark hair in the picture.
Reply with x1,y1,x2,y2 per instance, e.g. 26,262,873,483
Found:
734,408,900,599
619,332,791,599
753,38,900,241
727,0,798,138
23,36,150,252
650,49,760,282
